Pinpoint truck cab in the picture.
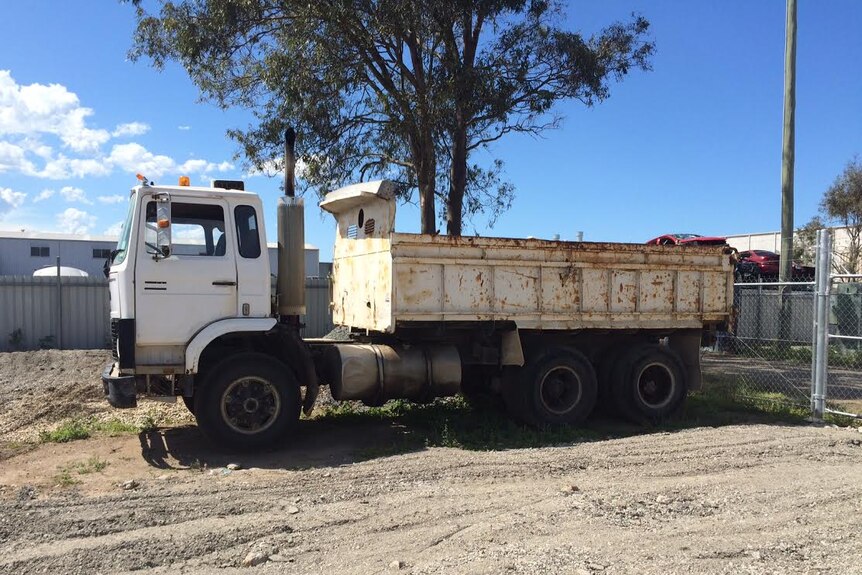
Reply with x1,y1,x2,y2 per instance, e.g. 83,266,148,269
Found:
105,178,277,405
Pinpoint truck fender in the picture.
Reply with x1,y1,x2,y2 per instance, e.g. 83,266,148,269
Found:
185,318,278,374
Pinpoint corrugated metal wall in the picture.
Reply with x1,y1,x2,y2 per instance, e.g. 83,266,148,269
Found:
0,277,334,351
0,276,110,351
301,278,334,338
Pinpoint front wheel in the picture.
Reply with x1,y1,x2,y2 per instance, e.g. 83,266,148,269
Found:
194,353,301,449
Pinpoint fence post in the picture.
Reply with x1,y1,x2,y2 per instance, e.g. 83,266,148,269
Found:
811,230,831,421
55,257,63,350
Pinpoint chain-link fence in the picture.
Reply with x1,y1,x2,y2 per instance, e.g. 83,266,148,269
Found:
703,281,815,410
703,229,862,421
824,279,862,417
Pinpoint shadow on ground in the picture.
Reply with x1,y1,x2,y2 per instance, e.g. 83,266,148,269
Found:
136,381,816,472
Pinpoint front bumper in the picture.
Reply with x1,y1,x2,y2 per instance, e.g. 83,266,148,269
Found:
102,362,137,408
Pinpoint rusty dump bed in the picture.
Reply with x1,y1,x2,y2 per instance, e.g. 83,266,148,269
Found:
321,182,734,334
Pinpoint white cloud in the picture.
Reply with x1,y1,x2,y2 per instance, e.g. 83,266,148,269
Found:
1,186,27,210
0,141,35,174
178,125,191,131
107,144,235,181
0,70,109,153
104,220,124,236
112,122,150,137
34,189,55,202
56,207,96,234
58,185,92,205
179,158,235,174
108,142,176,179
0,71,234,182
97,194,126,204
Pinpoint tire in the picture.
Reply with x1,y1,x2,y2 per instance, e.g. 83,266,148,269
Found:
193,353,301,449
181,395,195,414
610,344,686,424
595,346,625,414
504,348,597,427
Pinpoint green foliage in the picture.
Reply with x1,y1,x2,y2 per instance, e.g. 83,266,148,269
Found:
38,335,55,350
129,0,654,235
39,420,91,443
820,157,862,273
794,216,823,266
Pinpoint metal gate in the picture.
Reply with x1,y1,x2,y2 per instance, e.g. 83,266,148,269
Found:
811,230,862,420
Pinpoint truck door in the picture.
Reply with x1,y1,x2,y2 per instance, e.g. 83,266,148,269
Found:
135,197,237,346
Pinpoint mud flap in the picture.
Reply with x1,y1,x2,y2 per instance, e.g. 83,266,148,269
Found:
101,362,138,408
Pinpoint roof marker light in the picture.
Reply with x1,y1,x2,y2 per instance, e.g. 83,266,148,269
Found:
179,176,190,186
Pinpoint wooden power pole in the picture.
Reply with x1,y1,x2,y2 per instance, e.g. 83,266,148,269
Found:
780,0,797,282
778,0,797,349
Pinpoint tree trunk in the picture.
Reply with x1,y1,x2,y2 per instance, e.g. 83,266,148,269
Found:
446,112,468,236
415,138,437,234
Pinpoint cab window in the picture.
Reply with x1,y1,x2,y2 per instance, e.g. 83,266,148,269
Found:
234,205,261,259
146,201,226,256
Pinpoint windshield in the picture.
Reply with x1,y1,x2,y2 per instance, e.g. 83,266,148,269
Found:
111,194,136,265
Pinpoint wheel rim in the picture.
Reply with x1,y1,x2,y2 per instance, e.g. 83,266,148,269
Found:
539,366,583,415
636,363,675,409
220,377,281,435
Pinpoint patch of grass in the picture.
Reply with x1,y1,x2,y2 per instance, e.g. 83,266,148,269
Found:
39,419,91,443
681,374,811,427
316,396,602,452
39,417,155,444
54,468,80,487
313,370,838,456
52,456,109,487
71,456,109,474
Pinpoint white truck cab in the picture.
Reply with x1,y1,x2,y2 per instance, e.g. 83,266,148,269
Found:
104,178,277,406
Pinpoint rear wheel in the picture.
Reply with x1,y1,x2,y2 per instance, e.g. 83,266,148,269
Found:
194,353,301,449
504,348,597,427
610,344,686,424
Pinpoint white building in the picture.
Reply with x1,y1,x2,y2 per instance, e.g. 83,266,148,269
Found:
725,226,856,271
0,230,322,278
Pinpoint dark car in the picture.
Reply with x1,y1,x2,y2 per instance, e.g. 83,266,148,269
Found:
645,233,728,247
735,250,815,282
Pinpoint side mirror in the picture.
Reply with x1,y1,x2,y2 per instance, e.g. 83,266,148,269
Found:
146,194,172,260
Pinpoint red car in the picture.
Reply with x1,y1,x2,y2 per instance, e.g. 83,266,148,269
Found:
645,233,728,247
736,250,815,281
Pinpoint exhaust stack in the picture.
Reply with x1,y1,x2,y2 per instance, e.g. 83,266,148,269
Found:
277,128,306,317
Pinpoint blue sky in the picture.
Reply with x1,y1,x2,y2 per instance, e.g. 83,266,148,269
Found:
1,1,860,261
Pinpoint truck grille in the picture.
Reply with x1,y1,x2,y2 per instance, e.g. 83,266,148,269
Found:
110,318,119,359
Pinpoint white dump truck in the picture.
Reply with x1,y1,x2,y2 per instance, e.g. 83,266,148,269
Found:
103,146,733,448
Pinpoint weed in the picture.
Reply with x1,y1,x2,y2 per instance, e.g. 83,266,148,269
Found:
39,420,91,443
39,417,154,444
52,456,108,487
53,468,80,487
138,415,157,433
71,456,108,474
8,328,24,350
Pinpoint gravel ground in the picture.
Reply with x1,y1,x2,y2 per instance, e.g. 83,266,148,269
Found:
0,350,861,574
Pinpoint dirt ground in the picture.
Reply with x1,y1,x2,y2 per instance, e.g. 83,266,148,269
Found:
1,350,861,575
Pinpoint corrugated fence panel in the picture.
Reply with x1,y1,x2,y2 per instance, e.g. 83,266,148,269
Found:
60,277,111,349
301,278,334,337
0,276,107,351
1,276,334,350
